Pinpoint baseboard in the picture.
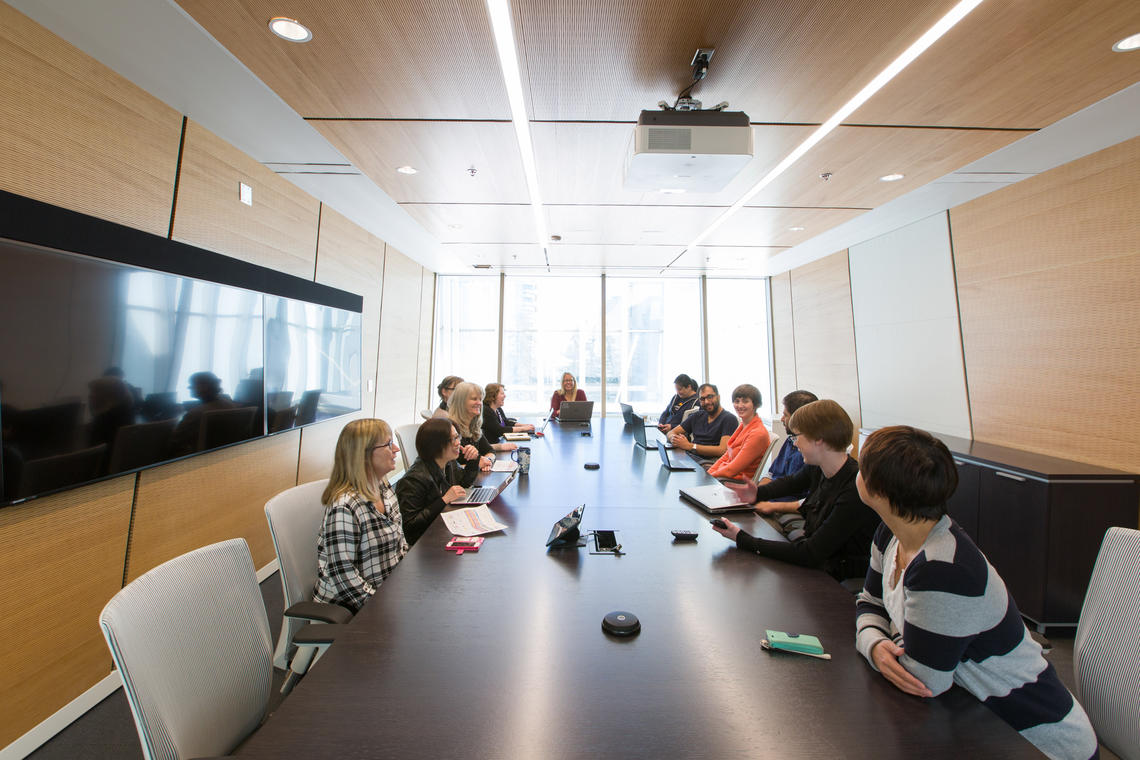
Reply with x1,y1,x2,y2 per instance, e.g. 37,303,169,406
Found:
1,559,281,759
0,671,122,760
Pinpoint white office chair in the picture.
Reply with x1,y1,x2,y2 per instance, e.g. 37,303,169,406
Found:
1073,526,1140,759
419,409,433,421
264,479,352,691
681,407,700,422
395,422,422,471
99,538,272,760
751,434,783,485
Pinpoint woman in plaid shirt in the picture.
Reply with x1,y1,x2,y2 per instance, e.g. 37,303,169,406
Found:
314,418,409,613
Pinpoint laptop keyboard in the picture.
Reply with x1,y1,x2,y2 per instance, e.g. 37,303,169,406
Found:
465,486,497,503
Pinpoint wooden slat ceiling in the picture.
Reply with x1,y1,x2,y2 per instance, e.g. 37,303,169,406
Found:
176,0,1140,274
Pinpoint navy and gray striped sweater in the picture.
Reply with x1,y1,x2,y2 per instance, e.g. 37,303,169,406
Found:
856,517,1098,759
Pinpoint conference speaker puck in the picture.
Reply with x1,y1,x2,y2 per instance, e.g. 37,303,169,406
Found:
584,462,600,470
602,610,641,637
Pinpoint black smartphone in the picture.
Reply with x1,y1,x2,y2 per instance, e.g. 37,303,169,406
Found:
594,530,618,551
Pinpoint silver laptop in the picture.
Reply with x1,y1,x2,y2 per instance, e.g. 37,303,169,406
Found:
679,479,757,513
657,441,695,470
631,413,672,450
451,470,517,506
558,400,594,422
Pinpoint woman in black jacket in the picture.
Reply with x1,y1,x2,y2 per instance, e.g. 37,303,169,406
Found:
395,418,481,545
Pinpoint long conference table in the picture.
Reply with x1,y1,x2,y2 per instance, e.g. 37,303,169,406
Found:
237,418,1039,758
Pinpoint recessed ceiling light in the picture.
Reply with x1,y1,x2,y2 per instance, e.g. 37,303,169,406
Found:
268,17,312,42
660,188,687,194
879,173,905,182
1112,33,1140,52
789,226,806,231
396,165,418,175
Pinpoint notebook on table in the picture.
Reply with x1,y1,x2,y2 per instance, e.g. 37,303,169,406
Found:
557,400,593,422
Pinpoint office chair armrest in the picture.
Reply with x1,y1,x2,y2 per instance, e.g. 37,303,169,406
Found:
284,601,353,625
293,622,346,647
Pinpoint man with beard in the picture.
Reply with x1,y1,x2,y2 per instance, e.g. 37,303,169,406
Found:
664,383,738,466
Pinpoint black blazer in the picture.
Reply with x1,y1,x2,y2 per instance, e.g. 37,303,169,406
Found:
481,406,517,441
395,456,480,545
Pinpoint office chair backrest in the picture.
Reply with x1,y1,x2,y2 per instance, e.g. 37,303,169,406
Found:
109,419,176,473
395,422,422,472
1074,526,1140,759
198,406,258,450
681,407,700,422
99,538,272,760
265,479,330,669
751,435,782,485
17,443,108,498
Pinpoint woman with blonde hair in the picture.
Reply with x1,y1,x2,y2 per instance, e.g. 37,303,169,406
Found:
313,418,408,613
549,371,586,418
447,382,506,469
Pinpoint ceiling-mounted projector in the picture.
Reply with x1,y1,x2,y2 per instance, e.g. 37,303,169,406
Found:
623,109,753,193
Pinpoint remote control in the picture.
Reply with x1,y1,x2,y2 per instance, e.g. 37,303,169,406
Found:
671,529,698,541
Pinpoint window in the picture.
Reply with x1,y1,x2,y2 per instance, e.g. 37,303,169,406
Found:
501,277,601,414
605,278,702,415
705,279,774,422
432,276,500,391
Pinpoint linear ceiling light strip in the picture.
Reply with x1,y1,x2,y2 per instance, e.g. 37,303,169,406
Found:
486,0,549,269
684,0,987,255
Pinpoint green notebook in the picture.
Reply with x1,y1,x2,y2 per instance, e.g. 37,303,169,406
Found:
765,630,825,655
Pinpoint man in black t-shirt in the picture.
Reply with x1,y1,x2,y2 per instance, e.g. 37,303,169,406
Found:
664,383,738,465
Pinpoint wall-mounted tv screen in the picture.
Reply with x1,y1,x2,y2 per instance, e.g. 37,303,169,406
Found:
0,192,362,507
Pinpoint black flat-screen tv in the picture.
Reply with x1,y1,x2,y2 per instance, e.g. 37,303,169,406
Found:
0,190,362,506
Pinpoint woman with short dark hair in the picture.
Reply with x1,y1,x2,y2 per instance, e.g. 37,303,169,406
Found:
432,375,463,418
712,399,879,582
706,384,770,481
395,418,481,546
854,426,1096,759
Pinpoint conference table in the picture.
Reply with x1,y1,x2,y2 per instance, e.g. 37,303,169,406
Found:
237,418,1039,758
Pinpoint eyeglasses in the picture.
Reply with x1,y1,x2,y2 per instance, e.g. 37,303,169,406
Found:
368,440,396,452
787,431,802,441
443,385,457,392
698,394,717,402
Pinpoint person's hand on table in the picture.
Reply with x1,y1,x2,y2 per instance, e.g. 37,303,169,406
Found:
441,485,468,505
479,454,494,471
519,423,535,432
753,500,780,515
711,517,741,541
501,442,518,451
657,422,671,432
460,443,480,461
668,431,689,447
870,640,933,698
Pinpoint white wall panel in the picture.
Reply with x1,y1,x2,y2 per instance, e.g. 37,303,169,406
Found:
849,212,971,439
415,269,436,415
376,246,426,428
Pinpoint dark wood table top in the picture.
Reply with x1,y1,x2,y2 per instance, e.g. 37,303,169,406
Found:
237,419,1039,758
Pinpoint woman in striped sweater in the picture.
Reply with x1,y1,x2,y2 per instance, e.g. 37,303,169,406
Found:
854,426,1098,760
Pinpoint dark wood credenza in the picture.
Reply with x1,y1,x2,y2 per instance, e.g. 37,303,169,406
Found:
936,434,1139,630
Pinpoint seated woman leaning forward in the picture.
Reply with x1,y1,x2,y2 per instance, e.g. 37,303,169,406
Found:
313,418,409,614
448,381,509,469
706,383,770,482
396,418,481,546
549,372,586,418
854,426,1097,760
711,399,879,582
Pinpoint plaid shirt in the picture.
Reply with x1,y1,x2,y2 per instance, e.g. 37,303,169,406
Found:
314,484,408,613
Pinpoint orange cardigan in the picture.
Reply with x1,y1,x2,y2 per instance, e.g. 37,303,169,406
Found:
707,416,771,481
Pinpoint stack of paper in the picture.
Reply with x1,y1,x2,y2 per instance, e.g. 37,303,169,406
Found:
441,505,508,536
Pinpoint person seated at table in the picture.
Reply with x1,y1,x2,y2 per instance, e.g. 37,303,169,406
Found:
448,381,504,470
664,383,738,464
657,373,699,431
706,384,770,481
711,400,878,582
168,371,237,456
853,426,1097,759
482,382,534,441
314,418,409,614
395,418,482,546
432,375,463,419
549,372,587,418
757,389,818,503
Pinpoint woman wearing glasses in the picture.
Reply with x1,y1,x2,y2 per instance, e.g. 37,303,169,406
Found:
314,418,409,613
549,372,586,418
432,375,463,419
711,400,879,583
396,418,482,545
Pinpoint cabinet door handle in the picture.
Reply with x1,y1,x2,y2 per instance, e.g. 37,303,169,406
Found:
994,470,1027,482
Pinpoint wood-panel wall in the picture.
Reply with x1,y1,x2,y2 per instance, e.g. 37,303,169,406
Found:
769,271,797,409
0,6,436,749
951,136,1140,473
788,251,862,449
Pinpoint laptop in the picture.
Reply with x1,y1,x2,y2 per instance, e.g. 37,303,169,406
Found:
451,470,517,506
620,402,657,426
558,400,594,422
631,413,672,450
679,479,760,513
657,441,695,471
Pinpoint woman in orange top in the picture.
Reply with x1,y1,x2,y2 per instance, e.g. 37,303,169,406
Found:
707,384,771,481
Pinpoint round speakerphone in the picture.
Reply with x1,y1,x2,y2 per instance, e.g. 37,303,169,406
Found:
601,610,641,637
